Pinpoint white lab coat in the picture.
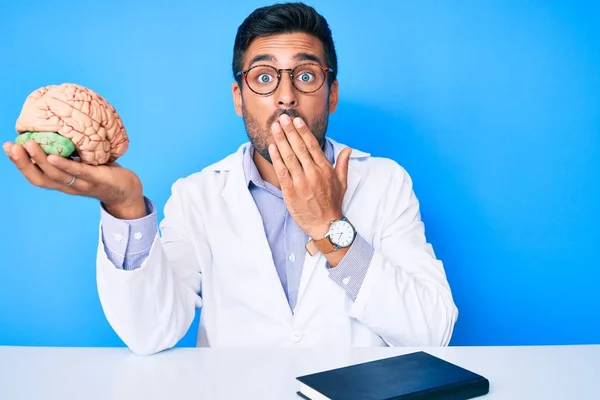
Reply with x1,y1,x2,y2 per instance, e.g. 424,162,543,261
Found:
95,138,458,355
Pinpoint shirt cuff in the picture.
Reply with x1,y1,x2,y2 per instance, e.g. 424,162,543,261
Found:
100,196,158,270
327,233,374,300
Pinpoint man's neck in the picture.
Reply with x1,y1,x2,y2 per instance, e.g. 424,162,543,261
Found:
253,151,281,189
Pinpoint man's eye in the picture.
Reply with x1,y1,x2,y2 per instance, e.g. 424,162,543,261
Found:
297,72,315,82
257,74,273,83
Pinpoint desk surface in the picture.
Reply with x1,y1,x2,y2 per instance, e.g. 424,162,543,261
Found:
0,344,598,399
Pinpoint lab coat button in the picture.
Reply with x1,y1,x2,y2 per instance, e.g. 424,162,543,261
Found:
291,331,303,342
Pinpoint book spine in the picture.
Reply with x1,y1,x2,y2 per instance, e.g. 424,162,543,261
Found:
390,379,490,400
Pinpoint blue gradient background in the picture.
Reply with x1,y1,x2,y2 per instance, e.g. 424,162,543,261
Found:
0,0,598,347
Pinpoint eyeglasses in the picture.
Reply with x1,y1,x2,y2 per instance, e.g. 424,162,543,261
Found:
236,63,333,95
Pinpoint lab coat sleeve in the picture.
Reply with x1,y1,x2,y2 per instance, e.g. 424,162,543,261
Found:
99,196,158,270
95,179,203,355
347,163,459,346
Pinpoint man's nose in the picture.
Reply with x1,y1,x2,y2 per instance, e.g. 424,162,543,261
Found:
276,73,297,107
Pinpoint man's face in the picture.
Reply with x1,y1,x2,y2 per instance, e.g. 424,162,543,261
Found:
232,32,338,164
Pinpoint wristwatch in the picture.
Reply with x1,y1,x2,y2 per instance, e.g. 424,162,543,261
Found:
305,216,357,256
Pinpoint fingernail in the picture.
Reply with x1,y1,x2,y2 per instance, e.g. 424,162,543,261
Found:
279,114,290,124
272,122,282,133
293,117,304,128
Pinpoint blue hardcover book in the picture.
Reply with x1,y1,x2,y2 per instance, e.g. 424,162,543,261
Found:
296,351,489,400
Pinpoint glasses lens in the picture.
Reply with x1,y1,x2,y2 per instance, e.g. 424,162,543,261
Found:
246,66,279,94
245,64,326,94
292,64,325,93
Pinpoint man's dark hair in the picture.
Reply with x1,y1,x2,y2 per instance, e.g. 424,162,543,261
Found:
232,2,338,86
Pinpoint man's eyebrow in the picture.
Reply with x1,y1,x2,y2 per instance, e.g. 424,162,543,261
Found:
246,52,324,69
248,54,277,68
293,52,323,64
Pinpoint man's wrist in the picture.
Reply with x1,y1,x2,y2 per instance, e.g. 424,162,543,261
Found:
310,211,344,240
305,213,357,258
102,196,147,220
324,246,350,267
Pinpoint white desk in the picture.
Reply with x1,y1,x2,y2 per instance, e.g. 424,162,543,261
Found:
0,344,598,399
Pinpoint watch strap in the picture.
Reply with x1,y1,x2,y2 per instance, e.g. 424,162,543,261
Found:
305,236,337,256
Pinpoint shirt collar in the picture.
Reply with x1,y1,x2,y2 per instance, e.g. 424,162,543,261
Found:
243,138,335,188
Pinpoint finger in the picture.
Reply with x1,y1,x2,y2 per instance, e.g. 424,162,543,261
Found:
335,147,352,189
23,140,83,188
292,117,330,169
271,120,304,180
8,141,88,194
6,141,53,188
279,114,316,171
47,152,99,183
47,155,97,193
268,143,293,191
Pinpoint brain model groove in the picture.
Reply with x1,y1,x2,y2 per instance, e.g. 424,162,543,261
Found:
14,83,129,165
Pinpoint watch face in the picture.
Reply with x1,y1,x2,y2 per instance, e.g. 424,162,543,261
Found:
328,220,355,247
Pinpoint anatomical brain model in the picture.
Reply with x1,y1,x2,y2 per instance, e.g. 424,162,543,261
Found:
14,83,129,165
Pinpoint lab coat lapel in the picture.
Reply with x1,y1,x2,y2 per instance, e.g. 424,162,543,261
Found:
220,146,293,320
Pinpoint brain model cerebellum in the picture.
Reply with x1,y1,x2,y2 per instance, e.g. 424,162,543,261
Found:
14,83,129,165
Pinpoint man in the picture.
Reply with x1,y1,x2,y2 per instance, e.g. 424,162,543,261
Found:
3,2,458,355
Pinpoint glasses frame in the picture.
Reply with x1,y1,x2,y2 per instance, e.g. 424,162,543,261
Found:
235,62,334,95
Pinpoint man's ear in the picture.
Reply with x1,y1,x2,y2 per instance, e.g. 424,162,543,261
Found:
328,79,339,114
232,81,243,116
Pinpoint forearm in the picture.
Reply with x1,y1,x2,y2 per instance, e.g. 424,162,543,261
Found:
324,231,456,346
96,235,201,355
96,181,203,355
346,246,458,347
102,195,147,220
100,197,156,270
